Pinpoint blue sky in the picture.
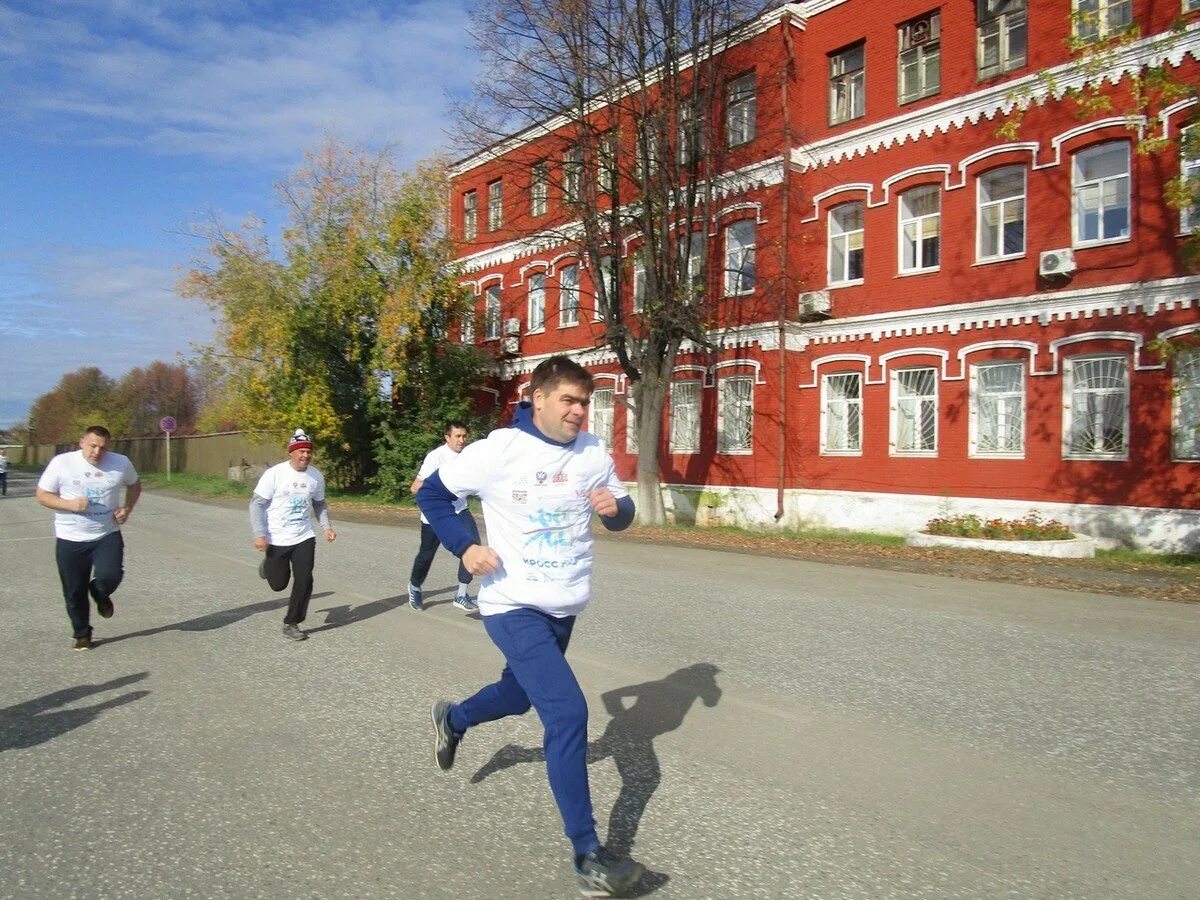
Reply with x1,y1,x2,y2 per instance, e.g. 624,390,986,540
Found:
0,0,478,428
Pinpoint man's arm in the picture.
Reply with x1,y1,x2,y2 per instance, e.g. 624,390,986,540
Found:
35,487,88,513
312,498,336,542
410,477,424,495
113,480,141,525
416,472,474,554
249,493,271,551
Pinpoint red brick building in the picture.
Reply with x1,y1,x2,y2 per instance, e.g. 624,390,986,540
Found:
449,0,1200,551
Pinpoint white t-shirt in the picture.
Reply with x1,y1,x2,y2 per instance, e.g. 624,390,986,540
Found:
253,461,326,546
38,449,139,542
0,454,8,473
417,444,469,524
436,426,628,618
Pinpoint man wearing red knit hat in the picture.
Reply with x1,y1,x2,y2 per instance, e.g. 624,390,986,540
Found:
249,429,336,641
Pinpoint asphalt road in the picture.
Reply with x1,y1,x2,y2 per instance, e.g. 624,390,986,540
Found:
1,469,1198,898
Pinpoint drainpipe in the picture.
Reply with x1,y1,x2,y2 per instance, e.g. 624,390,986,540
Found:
775,11,796,522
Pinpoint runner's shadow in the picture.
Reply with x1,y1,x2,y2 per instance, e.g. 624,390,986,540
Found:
470,662,722,890
0,672,150,752
102,593,333,646
305,589,447,633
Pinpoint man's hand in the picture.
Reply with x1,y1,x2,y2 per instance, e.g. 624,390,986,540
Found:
587,487,618,517
462,543,501,576
113,506,131,525
324,528,336,543
254,536,268,552
67,496,89,513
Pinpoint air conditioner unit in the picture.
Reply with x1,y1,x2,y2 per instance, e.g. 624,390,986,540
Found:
1039,248,1076,277
501,335,520,356
503,317,521,336
798,289,833,319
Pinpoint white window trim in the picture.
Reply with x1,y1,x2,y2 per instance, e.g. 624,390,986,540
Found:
590,387,615,448
527,272,546,334
1062,354,1130,461
483,285,501,341
897,11,942,105
726,72,756,148
828,202,865,286
977,166,1027,263
1072,141,1132,248
724,220,756,297
976,0,1027,80
1173,349,1200,461
487,180,503,232
462,190,477,241
559,264,580,328
531,162,548,218
968,361,1026,458
820,372,863,456
829,44,866,126
1181,124,1199,236
717,375,754,455
669,379,702,454
898,186,941,275
1073,0,1133,43
889,366,939,457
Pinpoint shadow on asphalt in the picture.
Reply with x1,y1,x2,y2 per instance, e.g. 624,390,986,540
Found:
100,592,333,646
0,672,150,752
306,587,459,633
469,662,723,894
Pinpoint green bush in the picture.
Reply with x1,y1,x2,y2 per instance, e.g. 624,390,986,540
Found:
925,512,1073,541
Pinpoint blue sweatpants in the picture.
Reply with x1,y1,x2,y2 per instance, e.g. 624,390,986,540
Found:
449,607,598,857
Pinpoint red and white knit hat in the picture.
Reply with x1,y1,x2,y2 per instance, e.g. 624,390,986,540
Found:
287,429,313,453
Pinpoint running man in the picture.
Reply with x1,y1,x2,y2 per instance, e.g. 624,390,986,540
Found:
417,356,645,897
35,425,141,651
407,420,479,613
250,429,336,641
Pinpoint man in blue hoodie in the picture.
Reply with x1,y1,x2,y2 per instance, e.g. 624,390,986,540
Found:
417,355,643,897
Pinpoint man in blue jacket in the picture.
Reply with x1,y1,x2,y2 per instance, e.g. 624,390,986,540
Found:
417,355,643,897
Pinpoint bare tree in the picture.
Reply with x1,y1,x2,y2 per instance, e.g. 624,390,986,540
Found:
454,0,779,524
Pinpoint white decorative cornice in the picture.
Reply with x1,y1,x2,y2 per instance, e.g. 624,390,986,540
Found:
791,24,1200,172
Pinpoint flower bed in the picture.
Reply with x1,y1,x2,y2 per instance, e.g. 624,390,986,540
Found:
910,513,1094,559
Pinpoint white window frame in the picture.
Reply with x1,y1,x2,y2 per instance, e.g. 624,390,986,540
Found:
899,185,941,274
669,380,702,454
898,11,941,105
1186,0,1200,12
677,102,705,167
1182,125,1199,236
484,285,501,341
527,272,546,333
590,387,614,448
1073,142,1131,247
829,44,865,125
977,0,1026,80
596,256,613,321
678,233,707,303
563,146,582,204
890,367,938,456
1073,0,1133,43
717,376,754,454
531,162,548,217
1172,349,1200,461
1063,355,1130,460
726,73,756,147
487,180,503,232
559,264,579,328
460,305,475,344
977,166,1027,262
969,361,1026,458
724,219,756,297
598,131,616,195
828,202,865,286
633,256,646,313
820,372,863,455
462,190,477,241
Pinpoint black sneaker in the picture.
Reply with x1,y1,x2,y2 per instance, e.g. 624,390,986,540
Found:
89,580,114,618
258,559,268,579
430,700,461,771
281,623,307,641
73,636,93,652
408,585,424,611
574,846,645,898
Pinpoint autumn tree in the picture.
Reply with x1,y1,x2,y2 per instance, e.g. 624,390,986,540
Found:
456,0,777,524
115,361,202,436
28,367,124,444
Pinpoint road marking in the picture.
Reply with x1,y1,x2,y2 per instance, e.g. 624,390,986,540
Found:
0,535,53,543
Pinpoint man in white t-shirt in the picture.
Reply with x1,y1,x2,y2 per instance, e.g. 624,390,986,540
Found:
249,429,336,642
417,356,645,898
407,420,479,613
36,425,141,651
0,447,9,496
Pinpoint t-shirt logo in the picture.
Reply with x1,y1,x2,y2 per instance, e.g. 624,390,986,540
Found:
552,472,568,484
535,470,547,484
512,490,527,503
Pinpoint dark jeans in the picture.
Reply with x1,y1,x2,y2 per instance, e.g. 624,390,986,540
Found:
0,471,7,495
410,510,479,586
263,538,316,625
55,531,124,639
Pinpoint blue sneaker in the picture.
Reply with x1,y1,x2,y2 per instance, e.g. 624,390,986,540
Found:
453,594,478,612
408,585,424,610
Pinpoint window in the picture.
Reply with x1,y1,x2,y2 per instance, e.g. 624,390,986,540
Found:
829,202,865,284
596,256,613,320
1182,125,1199,234
829,44,865,125
822,372,862,453
726,73,756,147
978,166,1026,260
678,102,705,166
1065,356,1128,458
1073,142,1130,245
1187,0,1200,11
718,376,754,453
462,190,477,241
669,380,701,453
559,264,579,327
977,0,1026,79
1174,350,1200,460
892,367,938,454
531,162,548,217
1074,0,1132,42
460,306,475,344
635,119,660,184
487,180,503,232
899,185,940,272
591,387,614,447
563,146,582,204
898,12,941,104
598,131,616,195
625,397,639,454
678,233,706,302
971,362,1025,456
724,220,756,296
527,272,546,332
633,255,646,313
484,285,501,340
